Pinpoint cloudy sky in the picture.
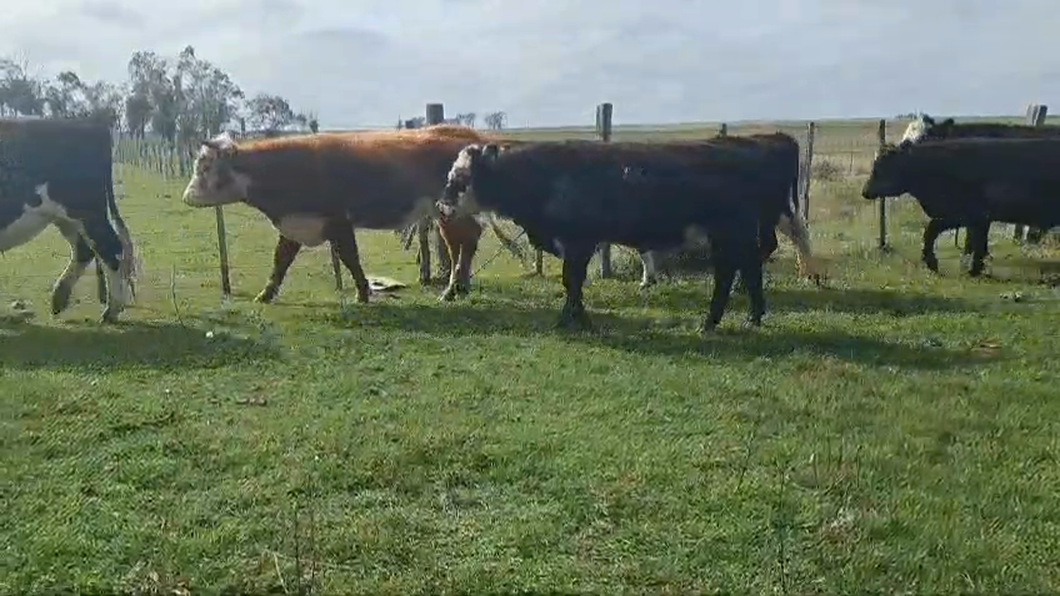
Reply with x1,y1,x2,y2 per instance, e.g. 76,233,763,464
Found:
2,0,1058,129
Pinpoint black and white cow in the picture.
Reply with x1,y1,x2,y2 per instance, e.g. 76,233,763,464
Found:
900,113,1060,246
862,136,1060,276
0,117,136,322
437,140,773,334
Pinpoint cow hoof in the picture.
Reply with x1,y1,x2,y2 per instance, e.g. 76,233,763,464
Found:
699,322,719,336
556,313,593,331
743,317,762,330
254,287,277,303
639,279,657,290
439,287,457,302
51,285,74,315
922,257,940,273
99,307,123,324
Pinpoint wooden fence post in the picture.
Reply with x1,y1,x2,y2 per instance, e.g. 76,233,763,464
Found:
1015,104,1049,243
596,102,614,278
802,121,816,220
214,206,232,297
876,119,888,250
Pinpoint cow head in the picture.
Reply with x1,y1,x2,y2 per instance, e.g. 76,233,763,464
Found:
901,113,957,145
862,142,913,199
181,132,250,207
437,142,503,218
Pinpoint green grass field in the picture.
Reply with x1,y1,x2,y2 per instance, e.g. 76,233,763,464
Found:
4,120,1060,594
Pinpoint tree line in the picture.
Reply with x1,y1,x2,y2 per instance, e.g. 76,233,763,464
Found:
1,45,510,147
0,45,318,144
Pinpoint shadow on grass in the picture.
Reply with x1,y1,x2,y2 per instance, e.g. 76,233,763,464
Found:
306,302,991,370
0,318,281,370
471,278,977,317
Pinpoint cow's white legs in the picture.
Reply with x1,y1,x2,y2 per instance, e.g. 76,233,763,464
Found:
639,250,658,288
51,220,91,315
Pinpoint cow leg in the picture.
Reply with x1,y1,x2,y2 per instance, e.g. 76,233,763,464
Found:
438,216,482,302
51,220,93,316
759,220,779,261
417,218,432,286
79,213,133,323
740,242,767,328
967,220,991,277
639,250,658,289
327,222,372,303
702,247,739,334
558,243,595,330
95,258,107,304
434,224,453,282
921,218,958,273
255,235,303,303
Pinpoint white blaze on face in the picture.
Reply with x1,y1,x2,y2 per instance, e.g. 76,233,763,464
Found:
443,145,482,216
901,115,929,144
182,132,248,207
447,145,476,184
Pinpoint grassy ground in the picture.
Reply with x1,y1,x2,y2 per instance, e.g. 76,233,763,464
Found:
4,121,1060,594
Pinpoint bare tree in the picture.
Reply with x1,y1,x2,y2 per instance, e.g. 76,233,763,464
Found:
0,56,45,117
483,111,507,130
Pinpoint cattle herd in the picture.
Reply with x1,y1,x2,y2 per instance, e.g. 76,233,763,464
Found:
1,113,1058,333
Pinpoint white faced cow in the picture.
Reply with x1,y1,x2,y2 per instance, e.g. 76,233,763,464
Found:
0,117,136,323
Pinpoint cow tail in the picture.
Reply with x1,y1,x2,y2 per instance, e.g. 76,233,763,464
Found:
105,168,138,298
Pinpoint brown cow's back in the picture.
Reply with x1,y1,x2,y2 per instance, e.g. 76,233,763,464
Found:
233,125,494,229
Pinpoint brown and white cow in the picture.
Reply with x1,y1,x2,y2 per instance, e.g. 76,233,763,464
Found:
1,116,136,323
181,124,493,303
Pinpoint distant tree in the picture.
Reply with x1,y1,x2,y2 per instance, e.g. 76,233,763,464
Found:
483,111,507,130
0,56,45,117
125,92,151,137
43,70,84,118
246,93,298,135
174,45,243,143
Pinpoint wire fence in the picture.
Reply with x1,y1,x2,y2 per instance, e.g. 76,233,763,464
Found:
3,109,1051,308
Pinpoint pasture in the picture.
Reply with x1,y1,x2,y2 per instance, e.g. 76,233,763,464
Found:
3,119,1060,594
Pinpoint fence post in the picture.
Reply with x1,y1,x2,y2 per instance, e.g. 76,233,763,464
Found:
802,121,816,220
1016,104,1049,243
214,206,232,297
596,102,614,278
877,119,888,250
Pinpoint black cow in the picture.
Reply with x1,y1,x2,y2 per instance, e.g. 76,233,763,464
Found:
862,137,1060,276
635,132,822,287
0,117,136,322
437,140,771,333
901,113,1060,245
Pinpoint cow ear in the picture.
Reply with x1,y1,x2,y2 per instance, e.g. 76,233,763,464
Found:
482,143,501,160
941,118,955,127
923,115,935,125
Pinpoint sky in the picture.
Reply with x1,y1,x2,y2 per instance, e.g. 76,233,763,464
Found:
2,0,1058,129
